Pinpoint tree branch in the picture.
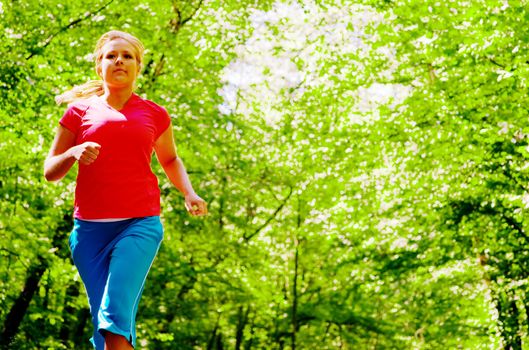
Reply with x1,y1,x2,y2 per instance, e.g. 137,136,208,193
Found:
181,0,204,26
488,57,505,69
243,186,293,241
171,0,204,33
26,0,115,60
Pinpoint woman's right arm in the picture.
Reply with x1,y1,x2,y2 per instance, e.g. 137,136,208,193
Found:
44,125,101,182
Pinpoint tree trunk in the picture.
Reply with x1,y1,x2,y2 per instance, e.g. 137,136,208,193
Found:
506,292,522,350
235,306,250,350
59,282,81,342
207,313,221,350
0,257,47,347
291,196,302,350
215,332,224,350
244,316,255,350
73,307,90,345
496,289,522,350
291,239,299,350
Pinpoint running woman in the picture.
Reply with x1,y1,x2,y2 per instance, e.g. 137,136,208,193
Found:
44,30,207,350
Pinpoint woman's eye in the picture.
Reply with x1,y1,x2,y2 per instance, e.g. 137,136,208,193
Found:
125,54,133,59
106,54,115,59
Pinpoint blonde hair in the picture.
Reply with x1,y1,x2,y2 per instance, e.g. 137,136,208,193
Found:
55,30,145,105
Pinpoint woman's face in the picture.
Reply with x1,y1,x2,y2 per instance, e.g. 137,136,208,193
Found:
97,38,140,88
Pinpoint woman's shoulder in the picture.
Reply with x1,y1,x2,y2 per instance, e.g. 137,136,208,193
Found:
64,96,97,116
135,94,164,110
134,94,169,117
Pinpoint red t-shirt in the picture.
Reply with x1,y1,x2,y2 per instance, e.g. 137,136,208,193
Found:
59,93,171,219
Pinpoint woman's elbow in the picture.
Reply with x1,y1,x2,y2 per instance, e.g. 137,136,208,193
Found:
159,156,179,168
43,160,60,182
44,169,57,182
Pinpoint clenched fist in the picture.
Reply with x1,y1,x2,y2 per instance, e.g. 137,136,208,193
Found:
185,193,208,216
71,142,101,165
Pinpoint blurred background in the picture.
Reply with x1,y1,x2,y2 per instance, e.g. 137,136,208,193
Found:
1,0,528,348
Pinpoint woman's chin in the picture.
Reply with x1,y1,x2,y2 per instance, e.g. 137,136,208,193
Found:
107,80,134,88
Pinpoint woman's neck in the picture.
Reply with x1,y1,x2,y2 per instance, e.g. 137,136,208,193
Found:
101,86,134,110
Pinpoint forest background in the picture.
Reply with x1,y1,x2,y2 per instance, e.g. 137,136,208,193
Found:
1,0,529,349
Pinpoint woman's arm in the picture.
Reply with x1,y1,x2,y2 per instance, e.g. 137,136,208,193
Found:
154,126,208,216
44,125,100,182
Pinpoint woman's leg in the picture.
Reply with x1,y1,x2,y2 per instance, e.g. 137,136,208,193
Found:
104,332,134,350
70,217,163,349
69,219,115,349
97,216,164,348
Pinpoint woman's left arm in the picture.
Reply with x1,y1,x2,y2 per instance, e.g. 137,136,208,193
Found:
154,126,208,216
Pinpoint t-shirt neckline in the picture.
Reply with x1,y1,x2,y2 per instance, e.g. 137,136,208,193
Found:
96,93,139,112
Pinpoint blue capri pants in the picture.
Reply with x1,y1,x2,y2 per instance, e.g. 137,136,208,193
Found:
68,216,164,349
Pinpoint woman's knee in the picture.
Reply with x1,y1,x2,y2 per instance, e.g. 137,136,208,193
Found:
104,331,133,350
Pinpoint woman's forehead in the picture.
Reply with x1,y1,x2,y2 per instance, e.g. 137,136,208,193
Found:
101,38,135,53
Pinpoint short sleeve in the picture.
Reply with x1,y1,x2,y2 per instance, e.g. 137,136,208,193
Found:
154,105,171,140
59,104,84,135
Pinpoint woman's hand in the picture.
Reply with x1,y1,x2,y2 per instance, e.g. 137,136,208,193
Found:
71,142,101,165
185,193,208,216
